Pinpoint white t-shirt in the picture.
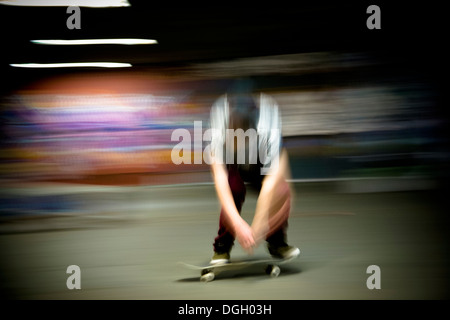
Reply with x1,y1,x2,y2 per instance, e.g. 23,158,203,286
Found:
209,93,281,175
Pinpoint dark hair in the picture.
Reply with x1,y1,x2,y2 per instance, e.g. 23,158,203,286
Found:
227,78,258,131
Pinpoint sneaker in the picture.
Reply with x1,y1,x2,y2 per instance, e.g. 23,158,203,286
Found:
268,244,300,260
210,252,230,265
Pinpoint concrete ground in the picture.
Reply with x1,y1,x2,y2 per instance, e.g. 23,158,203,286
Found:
0,181,449,300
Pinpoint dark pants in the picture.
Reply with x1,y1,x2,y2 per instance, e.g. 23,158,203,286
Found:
213,165,289,253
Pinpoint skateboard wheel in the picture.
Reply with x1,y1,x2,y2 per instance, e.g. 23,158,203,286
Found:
270,266,280,278
200,272,215,282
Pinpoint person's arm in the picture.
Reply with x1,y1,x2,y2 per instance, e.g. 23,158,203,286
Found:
209,95,255,253
211,161,255,253
251,148,292,244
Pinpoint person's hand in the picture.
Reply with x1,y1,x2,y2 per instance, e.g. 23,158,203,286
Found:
235,221,256,254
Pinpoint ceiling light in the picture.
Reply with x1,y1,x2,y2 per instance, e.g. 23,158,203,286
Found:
0,0,130,7
10,62,132,68
31,39,158,45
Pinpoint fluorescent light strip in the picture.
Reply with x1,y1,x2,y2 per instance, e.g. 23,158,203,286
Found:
31,39,158,45
10,62,132,68
0,0,130,7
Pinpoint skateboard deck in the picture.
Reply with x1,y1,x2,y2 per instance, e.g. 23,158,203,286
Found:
179,254,299,282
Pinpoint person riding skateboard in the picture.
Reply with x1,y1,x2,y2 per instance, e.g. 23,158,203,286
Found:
208,79,300,265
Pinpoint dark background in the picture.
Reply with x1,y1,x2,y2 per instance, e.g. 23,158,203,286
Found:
0,1,444,92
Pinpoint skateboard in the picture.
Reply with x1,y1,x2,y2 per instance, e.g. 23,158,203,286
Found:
179,254,299,282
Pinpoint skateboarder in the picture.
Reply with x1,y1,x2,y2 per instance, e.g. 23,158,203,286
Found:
209,79,300,265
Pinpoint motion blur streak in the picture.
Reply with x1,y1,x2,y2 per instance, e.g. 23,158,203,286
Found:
0,50,448,300
31,39,158,45
0,0,130,7
10,62,132,68
0,51,445,218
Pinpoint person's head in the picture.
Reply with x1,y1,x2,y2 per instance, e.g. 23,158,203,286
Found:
227,78,257,131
